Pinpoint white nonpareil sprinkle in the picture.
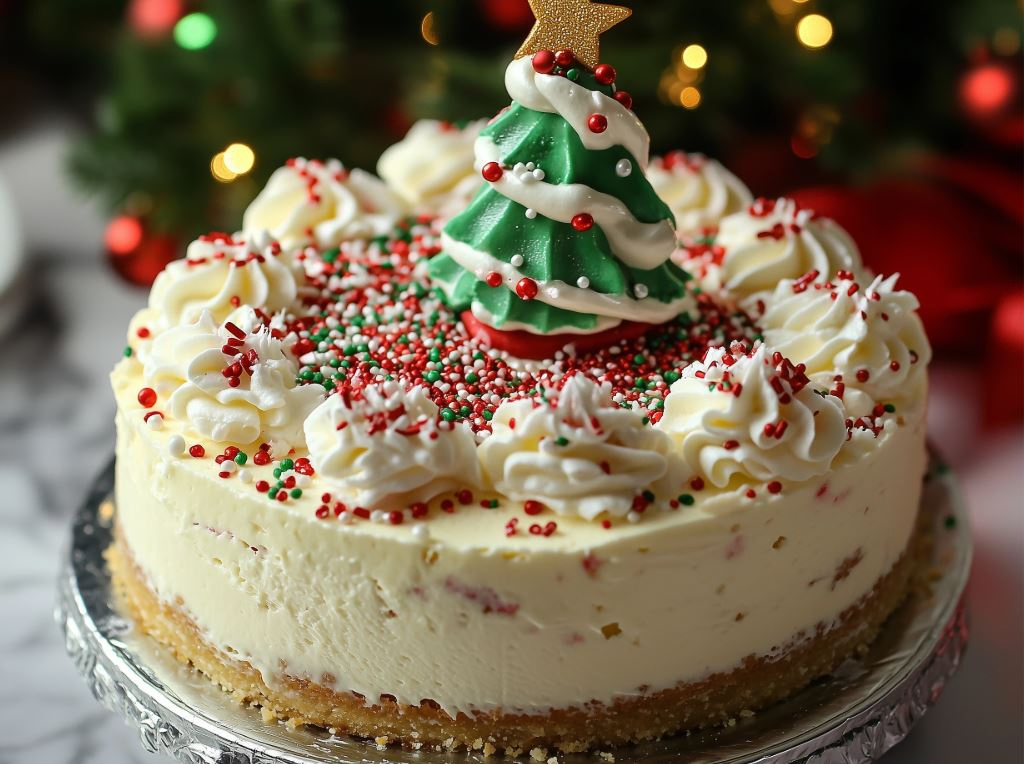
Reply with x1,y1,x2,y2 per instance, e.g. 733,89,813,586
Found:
238,469,253,484
146,413,164,431
577,276,590,289
626,511,641,523
167,434,186,456
411,523,430,540
533,168,545,181
634,284,649,299
615,158,633,177
510,254,524,267
525,208,538,219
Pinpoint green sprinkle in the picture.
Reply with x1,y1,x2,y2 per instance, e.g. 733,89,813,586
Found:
123,346,133,357
459,405,471,417
555,436,570,446
424,370,441,383
465,372,479,383
312,372,324,384
234,452,247,466
884,403,896,413
678,494,695,506
642,490,655,502
482,410,493,421
944,515,957,529
329,358,341,368
633,354,645,365
322,248,340,264
566,68,581,81
664,370,680,384
440,408,457,422
429,348,441,362
280,458,294,471
273,468,282,479
290,488,303,499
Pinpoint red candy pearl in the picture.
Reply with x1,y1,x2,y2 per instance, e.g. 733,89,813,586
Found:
189,444,205,458
137,387,157,408
482,162,504,182
524,500,544,515
767,481,783,494
555,49,575,67
532,50,556,74
856,369,871,383
594,63,616,85
587,113,608,133
515,277,539,300
613,90,633,110
571,213,594,232
485,271,503,288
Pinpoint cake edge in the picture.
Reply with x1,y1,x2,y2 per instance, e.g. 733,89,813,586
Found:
106,511,924,756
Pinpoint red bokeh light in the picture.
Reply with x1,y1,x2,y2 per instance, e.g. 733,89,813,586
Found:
960,63,1015,117
105,215,144,255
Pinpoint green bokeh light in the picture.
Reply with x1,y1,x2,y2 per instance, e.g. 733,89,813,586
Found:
173,13,217,50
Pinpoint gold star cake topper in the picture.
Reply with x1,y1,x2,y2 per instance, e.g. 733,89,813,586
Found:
516,0,632,70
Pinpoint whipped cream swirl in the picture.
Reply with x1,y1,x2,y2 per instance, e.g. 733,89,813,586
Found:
148,231,300,330
760,271,932,414
715,198,865,298
657,344,847,488
648,152,752,238
243,158,406,250
377,119,486,218
479,375,685,519
303,383,481,508
145,309,324,451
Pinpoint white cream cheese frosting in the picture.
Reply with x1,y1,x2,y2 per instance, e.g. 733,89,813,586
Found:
479,374,686,519
304,382,482,508
647,152,752,238
657,344,847,488
760,272,932,416
243,158,406,249
715,198,865,298
377,119,486,217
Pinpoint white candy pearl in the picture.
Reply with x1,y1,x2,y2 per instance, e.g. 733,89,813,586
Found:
577,276,591,289
616,159,633,177
146,413,164,431
510,254,524,267
533,168,545,181
525,208,537,219
634,284,649,299
167,435,185,456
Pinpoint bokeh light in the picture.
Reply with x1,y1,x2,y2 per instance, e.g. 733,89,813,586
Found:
223,143,255,175
210,152,237,183
797,14,833,49
105,216,144,255
679,86,701,109
681,44,708,69
174,12,218,50
421,12,440,46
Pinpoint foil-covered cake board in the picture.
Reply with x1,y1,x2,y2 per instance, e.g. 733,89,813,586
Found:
57,455,970,764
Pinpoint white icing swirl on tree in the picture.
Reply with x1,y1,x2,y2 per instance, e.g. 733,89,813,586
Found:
715,198,865,297
760,271,932,415
505,56,650,169
657,344,847,488
303,383,481,508
144,309,324,451
478,375,686,519
377,119,486,217
147,231,300,331
243,158,406,250
647,152,752,238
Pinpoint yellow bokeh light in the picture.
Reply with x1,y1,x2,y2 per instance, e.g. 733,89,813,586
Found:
797,14,833,49
421,12,440,46
993,27,1020,55
679,86,701,109
681,44,708,69
210,152,237,183
223,143,255,175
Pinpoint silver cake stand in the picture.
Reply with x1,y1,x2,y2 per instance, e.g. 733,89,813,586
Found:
57,455,971,764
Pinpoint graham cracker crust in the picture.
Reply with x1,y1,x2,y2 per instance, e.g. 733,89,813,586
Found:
106,522,917,756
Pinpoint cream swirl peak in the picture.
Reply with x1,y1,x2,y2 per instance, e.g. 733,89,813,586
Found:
648,152,752,238
144,308,324,451
146,230,300,331
479,374,686,519
657,343,847,489
243,158,406,250
715,198,865,298
377,120,486,217
303,383,481,509
761,271,932,414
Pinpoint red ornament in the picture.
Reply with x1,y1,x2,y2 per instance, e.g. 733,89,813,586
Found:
532,50,556,74
571,213,594,231
485,271,503,287
137,387,157,408
477,0,534,33
105,214,180,287
555,49,575,68
482,162,504,182
594,63,616,85
588,114,608,133
515,277,539,300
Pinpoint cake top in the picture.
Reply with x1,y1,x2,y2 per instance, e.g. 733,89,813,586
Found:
116,7,931,530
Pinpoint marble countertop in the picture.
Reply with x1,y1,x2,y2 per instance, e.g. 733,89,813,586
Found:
0,123,1021,764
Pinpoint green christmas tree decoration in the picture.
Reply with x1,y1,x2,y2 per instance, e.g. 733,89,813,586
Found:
430,7,692,338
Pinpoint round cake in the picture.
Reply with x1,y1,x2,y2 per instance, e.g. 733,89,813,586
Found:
108,36,932,758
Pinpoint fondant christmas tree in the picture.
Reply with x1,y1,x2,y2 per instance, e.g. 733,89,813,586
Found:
429,0,692,344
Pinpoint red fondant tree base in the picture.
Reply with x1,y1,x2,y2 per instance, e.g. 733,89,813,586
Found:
460,310,653,360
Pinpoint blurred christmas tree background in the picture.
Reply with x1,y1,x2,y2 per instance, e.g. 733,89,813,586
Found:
2,0,1022,372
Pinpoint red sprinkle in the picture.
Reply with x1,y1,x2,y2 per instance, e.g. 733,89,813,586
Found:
767,481,783,494
587,113,608,133
594,63,616,85
482,162,504,182
457,489,474,505
388,511,404,525
515,277,539,300
532,49,556,74
856,369,871,383
255,480,270,492
690,477,705,491
253,450,271,466
485,271,503,288
189,444,205,458
524,500,544,515
571,213,595,232
136,327,151,338
137,387,157,408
